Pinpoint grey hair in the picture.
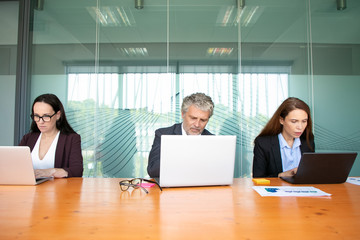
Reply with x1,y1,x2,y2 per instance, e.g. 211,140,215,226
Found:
181,92,214,118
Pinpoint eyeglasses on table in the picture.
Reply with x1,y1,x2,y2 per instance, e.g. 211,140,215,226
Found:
119,178,162,194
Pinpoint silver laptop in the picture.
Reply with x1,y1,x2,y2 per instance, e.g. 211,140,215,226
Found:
0,146,52,185
158,135,236,187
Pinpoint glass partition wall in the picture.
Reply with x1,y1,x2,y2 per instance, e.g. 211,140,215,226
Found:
24,0,360,177
0,1,19,146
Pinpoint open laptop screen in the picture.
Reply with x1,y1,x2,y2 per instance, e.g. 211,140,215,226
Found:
280,152,357,184
159,135,236,187
0,146,51,185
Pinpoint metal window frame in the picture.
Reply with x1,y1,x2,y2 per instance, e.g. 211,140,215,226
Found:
14,0,33,145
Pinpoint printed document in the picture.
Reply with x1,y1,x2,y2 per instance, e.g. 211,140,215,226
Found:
347,177,360,185
252,186,331,197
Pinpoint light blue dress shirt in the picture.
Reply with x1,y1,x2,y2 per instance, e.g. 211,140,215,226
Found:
278,133,301,172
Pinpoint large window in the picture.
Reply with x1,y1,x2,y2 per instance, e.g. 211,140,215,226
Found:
66,64,289,177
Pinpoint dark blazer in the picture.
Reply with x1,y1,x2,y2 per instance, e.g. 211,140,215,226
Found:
147,123,213,178
252,135,315,178
19,132,84,177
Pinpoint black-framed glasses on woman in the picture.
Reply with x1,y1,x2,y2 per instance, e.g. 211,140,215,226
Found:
31,112,57,122
119,178,162,194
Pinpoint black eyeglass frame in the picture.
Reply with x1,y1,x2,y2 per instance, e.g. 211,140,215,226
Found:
119,178,162,194
31,112,57,122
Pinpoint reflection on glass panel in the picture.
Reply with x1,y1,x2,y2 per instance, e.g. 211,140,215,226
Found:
28,0,360,177
310,0,360,176
67,67,288,177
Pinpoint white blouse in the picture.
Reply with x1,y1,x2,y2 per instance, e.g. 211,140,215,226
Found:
31,131,60,169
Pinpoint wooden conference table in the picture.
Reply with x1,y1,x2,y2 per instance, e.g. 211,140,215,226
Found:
1,178,359,240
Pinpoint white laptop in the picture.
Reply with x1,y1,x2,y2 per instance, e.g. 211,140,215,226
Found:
0,146,52,185
157,135,236,187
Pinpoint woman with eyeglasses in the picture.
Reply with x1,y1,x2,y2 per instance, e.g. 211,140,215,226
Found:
19,93,83,178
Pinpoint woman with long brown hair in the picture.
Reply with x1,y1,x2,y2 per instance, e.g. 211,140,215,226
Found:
253,97,315,178
19,94,83,178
